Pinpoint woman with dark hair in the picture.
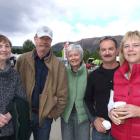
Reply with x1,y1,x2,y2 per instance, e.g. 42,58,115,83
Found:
0,34,29,140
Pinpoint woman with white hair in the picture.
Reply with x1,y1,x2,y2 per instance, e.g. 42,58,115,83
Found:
61,44,90,140
109,30,140,140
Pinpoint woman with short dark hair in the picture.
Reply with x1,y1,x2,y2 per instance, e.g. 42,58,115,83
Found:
0,34,28,140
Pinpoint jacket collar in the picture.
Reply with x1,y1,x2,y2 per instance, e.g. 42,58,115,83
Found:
68,63,86,76
119,61,140,79
33,49,51,60
0,59,11,74
28,49,53,63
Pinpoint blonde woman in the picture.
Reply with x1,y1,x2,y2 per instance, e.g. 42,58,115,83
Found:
109,31,140,140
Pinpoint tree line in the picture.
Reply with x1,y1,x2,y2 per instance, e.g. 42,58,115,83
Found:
12,39,101,63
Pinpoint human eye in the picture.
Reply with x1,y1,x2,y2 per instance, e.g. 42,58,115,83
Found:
5,45,10,48
109,47,115,51
100,48,106,52
133,44,140,48
123,45,129,48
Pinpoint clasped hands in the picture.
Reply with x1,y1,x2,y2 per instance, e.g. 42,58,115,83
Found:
109,104,140,125
0,112,12,128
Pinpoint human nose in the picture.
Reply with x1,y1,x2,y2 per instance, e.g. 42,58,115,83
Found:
127,45,134,51
105,49,109,54
70,55,75,59
69,56,74,61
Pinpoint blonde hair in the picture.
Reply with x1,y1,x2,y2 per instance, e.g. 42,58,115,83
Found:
119,30,140,65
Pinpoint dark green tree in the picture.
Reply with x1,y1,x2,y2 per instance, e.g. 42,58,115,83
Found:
83,49,90,62
22,40,35,53
53,51,62,57
90,49,100,60
12,47,23,54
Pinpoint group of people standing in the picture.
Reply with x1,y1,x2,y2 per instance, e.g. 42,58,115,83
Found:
0,25,140,140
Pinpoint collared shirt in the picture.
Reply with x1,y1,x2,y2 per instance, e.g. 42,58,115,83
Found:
31,51,49,109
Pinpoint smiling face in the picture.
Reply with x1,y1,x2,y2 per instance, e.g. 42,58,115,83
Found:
0,41,11,62
99,39,118,64
123,39,140,64
67,49,81,69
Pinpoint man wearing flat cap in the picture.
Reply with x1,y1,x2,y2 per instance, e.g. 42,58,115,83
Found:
15,26,68,140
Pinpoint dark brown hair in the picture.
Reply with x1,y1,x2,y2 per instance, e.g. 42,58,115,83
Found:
0,34,12,47
99,36,118,48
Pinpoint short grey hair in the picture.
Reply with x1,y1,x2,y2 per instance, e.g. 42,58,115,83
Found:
66,44,84,60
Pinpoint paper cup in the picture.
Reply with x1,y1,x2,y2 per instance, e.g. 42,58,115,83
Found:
114,101,126,123
114,101,126,108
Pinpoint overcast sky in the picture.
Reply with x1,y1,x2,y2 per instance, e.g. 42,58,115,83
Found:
0,0,140,46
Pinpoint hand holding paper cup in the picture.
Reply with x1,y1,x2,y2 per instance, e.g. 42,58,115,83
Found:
113,101,126,124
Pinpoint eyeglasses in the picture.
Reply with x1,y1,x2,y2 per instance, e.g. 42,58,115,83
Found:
99,36,118,47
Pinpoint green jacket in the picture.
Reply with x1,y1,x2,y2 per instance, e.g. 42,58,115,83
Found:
62,64,88,124
7,96,30,140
